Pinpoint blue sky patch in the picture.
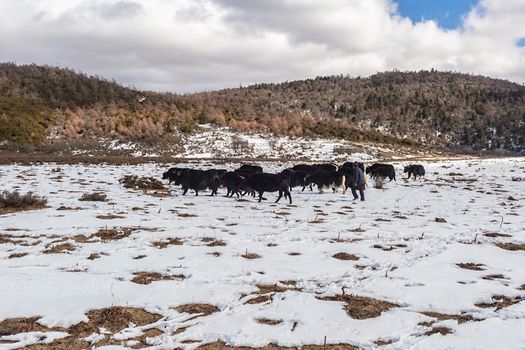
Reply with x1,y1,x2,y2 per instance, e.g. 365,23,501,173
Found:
517,38,525,48
395,0,480,29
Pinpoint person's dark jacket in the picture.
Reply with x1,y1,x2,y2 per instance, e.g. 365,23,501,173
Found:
353,167,366,190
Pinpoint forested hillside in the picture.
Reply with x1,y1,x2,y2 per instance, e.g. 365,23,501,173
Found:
1,63,524,152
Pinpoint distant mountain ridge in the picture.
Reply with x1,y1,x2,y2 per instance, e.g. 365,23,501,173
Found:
0,62,523,153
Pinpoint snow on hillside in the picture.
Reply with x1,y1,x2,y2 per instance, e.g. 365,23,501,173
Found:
174,126,435,161
0,158,524,349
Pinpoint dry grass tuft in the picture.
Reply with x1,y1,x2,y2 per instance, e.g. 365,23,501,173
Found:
241,252,262,259
177,212,198,218
256,284,300,294
245,295,273,304
152,237,184,249
256,318,283,325
56,206,84,211
318,294,398,319
482,274,507,280
496,243,525,251
175,304,219,316
0,317,54,336
374,339,394,346
456,263,485,271
131,271,185,285
8,252,28,259
87,253,101,260
44,242,76,254
120,175,165,190
96,214,125,220
197,341,359,350
0,190,47,214
421,311,475,324
423,327,453,336
68,306,162,337
94,227,134,242
333,252,359,261
483,232,512,238
202,237,227,246
79,192,107,202
475,295,524,310
434,217,447,223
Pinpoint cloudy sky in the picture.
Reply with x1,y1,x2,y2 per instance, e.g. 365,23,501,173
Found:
1,0,524,92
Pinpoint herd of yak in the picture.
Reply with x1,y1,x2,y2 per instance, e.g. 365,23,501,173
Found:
161,162,425,204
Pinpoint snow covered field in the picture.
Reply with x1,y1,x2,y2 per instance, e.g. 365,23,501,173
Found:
0,158,524,349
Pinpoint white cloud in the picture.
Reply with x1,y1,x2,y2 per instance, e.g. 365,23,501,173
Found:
0,0,524,92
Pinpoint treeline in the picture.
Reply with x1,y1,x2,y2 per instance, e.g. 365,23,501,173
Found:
0,63,524,151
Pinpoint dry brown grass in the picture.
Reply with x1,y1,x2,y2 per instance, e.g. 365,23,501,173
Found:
23,336,87,349
131,271,185,285
79,192,107,202
482,274,507,280
423,327,453,336
245,295,273,304
175,304,219,316
0,317,56,336
256,284,300,294
202,238,227,247
152,237,184,249
241,252,262,259
43,242,76,254
421,311,475,324
87,253,101,260
475,295,524,310
317,294,398,319
178,212,198,218
244,283,301,305
256,318,283,325
56,206,84,211
8,252,28,259
0,306,162,350
496,243,525,251
96,214,125,220
374,339,394,346
456,263,486,271
68,306,162,338
94,227,134,242
197,341,359,350
120,175,165,190
483,232,512,238
434,217,447,223
333,252,360,261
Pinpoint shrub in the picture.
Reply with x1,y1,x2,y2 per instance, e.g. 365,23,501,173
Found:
0,190,47,209
120,175,164,190
79,192,107,202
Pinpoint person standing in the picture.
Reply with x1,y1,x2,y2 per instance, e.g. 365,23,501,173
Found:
351,162,366,201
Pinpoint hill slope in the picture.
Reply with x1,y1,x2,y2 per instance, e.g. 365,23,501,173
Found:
0,63,524,153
